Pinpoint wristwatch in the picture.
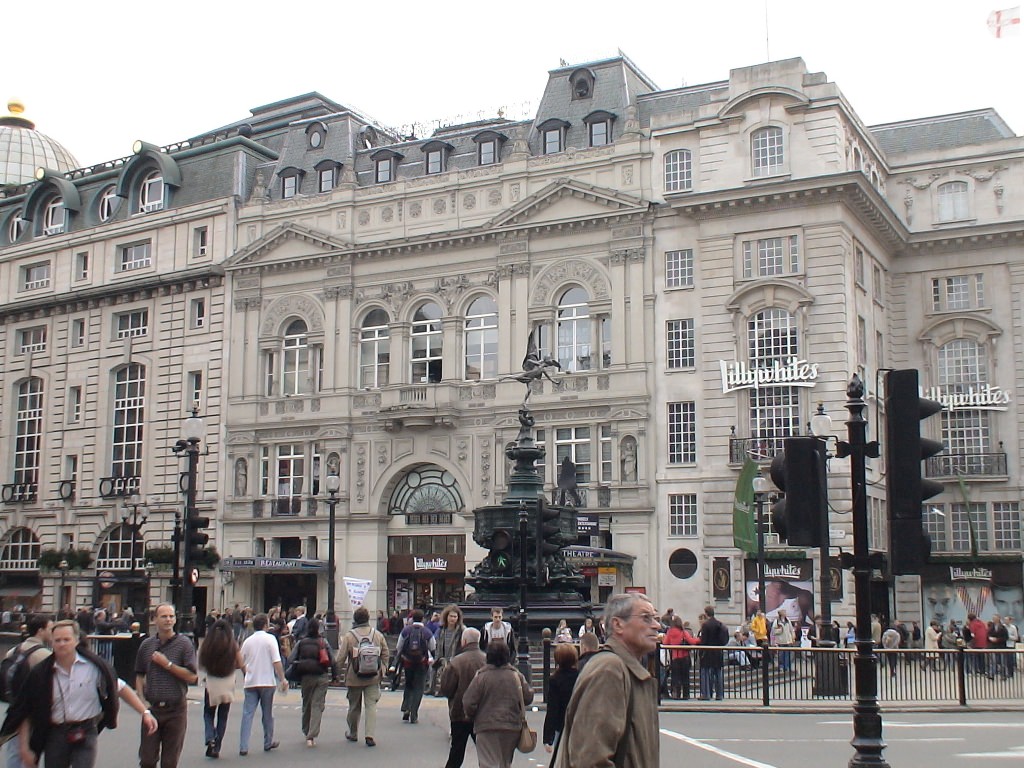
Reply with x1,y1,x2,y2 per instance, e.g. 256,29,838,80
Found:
166,660,173,669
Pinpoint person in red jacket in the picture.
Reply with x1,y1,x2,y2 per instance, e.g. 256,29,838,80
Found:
967,613,988,674
663,616,700,700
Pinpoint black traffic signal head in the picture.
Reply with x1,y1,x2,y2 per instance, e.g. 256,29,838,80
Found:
885,368,944,575
769,436,827,547
184,514,210,563
489,528,514,574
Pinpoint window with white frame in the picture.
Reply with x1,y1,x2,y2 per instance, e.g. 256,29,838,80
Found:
375,158,393,183
534,429,547,485
281,175,298,199
18,326,47,354
8,214,25,242
555,427,591,485
115,310,149,339
664,149,692,192
542,128,562,155
932,274,984,312
588,119,610,147
666,249,694,288
751,126,784,177
668,493,698,536
951,502,988,552
190,298,206,329
600,425,612,483
924,504,947,552
75,252,89,281
938,339,991,458
188,371,203,411
281,319,312,395
359,309,390,388
556,287,592,372
68,386,82,424
96,524,143,571
21,262,51,290
275,444,305,508
43,197,65,235
742,235,800,279
14,378,43,487
411,302,444,383
666,319,695,369
71,318,86,348
464,296,498,381
98,186,118,221
119,241,151,272
193,226,208,257
112,364,145,480
936,181,969,222
747,308,801,454
667,402,696,463
993,502,1021,550
478,139,497,166
0,528,40,570
425,149,443,175
138,170,164,212
318,167,334,193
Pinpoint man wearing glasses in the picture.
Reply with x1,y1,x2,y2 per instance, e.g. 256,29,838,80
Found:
552,593,660,767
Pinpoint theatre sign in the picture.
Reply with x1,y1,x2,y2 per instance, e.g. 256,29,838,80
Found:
720,357,820,394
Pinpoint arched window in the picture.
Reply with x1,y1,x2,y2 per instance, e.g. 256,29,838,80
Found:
282,319,311,395
139,170,164,212
937,181,969,222
96,523,144,571
664,149,692,192
464,296,498,381
388,466,465,524
556,287,592,372
43,196,65,235
747,308,800,456
751,126,784,177
411,302,443,383
938,339,991,463
98,185,118,221
112,364,145,480
14,378,44,488
0,528,40,569
360,309,391,388
7,213,26,243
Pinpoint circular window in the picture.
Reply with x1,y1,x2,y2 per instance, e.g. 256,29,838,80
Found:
309,131,323,149
668,548,698,580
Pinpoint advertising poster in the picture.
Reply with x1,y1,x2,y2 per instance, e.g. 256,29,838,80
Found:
743,559,815,628
921,562,1023,638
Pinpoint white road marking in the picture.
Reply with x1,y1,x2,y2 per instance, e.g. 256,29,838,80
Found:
957,745,1024,759
818,721,1024,729
660,728,779,768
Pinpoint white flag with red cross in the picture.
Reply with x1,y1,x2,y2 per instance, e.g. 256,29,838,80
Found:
988,6,1021,37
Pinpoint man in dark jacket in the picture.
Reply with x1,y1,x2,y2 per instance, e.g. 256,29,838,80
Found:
698,606,729,701
396,609,435,724
438,628,485,768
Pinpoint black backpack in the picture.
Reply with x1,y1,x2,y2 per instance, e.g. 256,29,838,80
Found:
402,626,427,664
0,643,39,703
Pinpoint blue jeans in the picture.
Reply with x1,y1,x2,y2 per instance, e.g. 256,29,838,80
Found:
699,666,723,700
204,690,231,750
778,649,792,670
239,686,275,752
5,740,30,768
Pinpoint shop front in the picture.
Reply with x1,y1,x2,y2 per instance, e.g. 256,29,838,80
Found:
220,556,326,613
563,546,635,605
387,550,466,613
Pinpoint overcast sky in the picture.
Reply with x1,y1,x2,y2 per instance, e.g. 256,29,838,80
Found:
4,0,1021,169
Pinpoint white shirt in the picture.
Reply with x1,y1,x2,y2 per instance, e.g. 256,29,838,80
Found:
51,653,102,723
241,630,281,688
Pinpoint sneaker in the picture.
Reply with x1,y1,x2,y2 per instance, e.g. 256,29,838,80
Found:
306,739,315,748
345,733,358,742
264,742,279,752
206,741,217,758
365,738,376,747
402,712,410,722
239,751,248,757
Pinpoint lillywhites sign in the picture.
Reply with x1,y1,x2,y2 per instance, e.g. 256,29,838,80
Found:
763,563,804,580
720,357,819,393
414,557,448,571
950,566,993,582
923,385,1010,411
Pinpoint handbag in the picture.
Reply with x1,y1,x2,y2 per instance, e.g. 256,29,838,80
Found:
515,668,537,753
318,639,330,668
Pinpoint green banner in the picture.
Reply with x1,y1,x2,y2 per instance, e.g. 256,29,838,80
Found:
732,458,759,554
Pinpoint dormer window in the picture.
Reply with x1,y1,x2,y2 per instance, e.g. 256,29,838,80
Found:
583,110,616,148
473,130,508,166
569,68,596,100
139,170,164,212
43,197,65,235
751,126,784,178
278,167,305,199
98,186,118,221
537,119,570,156
370,149,403,184
7,214,26,243
421,141,454,175
306,122,327,150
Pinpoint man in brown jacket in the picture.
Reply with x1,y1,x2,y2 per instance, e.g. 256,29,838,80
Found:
337,606,390,747
438,627,485,768
554,593,661,767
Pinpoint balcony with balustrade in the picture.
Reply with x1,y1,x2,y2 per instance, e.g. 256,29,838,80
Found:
926,451,1008,480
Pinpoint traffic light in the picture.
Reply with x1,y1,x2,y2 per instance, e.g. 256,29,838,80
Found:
885,368,944,575
488,528,514,575
535,497,561,585
769,436,827,547
184,513,210,564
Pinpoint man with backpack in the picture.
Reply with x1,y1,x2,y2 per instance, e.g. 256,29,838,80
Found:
337,607,390,747
395,609,435,724
1,614,52,768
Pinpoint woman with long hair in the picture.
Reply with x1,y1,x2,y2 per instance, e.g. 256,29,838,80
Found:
463,640,534,768
430,604,464,695
543,642,579,761
198,618,245,758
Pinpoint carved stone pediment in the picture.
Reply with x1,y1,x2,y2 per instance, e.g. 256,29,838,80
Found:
484,178,648,230
227,223,350,269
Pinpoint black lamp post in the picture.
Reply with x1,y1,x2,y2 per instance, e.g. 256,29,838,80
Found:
516,499,531,683
174,410,205,631
171,511,182,609
57,558,69,616
752,472,771,708
834,375,887,768
325,474,341,635
120,494,149,575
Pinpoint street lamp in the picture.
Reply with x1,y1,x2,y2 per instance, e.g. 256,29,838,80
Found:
57,558,69,616
173,409,205,632
120,494,149,575
324,474,341,634
752,472,771,708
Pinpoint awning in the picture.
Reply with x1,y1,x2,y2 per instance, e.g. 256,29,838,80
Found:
220,556,327,573
0,586,41,597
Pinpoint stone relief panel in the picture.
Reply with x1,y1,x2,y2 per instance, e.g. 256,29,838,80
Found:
531,259,610,307
259,294,326,336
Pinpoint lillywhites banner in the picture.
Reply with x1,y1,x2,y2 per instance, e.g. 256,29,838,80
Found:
343,577,372,607
732,458,758,554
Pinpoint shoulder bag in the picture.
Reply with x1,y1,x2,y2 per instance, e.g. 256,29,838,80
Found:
515,668,537,753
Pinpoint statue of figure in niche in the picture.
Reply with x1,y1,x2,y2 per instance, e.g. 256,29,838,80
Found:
326,452,341,477
621,436,638,483
234,458,248,497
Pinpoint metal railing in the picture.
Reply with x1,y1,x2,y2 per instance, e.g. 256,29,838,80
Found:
541,641,1024,706
729,436,786,464
926,452,1007,478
